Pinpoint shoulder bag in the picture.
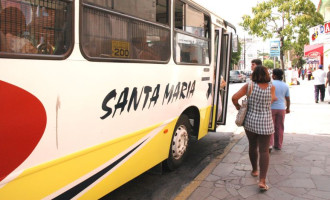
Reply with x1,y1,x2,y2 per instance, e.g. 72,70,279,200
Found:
235,82,253,126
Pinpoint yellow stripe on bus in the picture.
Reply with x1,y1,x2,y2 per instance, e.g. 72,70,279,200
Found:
0,107,211,199
0,122,165,199
79,120,177,199
198,106,212,139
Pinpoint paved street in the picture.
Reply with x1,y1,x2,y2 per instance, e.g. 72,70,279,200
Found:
175,79,330,200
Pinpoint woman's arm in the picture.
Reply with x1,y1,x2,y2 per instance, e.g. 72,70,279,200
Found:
232,83,248,110
285,96,290,113
271,85,277,103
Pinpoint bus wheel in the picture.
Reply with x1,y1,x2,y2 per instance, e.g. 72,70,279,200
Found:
165,114,191,171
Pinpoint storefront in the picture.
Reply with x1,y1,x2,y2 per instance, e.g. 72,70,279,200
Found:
305,23,330,72
304,43,323,69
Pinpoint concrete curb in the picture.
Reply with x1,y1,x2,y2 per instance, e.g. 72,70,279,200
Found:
174,131,245,200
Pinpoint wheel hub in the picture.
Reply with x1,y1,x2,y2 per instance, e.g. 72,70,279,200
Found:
172,125,188,160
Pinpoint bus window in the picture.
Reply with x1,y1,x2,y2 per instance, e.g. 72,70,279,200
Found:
174,0,210,65
0,0,73,57
81,0,170,62
174,0,184,30
175,33,209,64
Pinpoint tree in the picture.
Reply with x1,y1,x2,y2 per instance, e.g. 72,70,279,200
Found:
257,50,269,62
264,59,280,69
292,56,306,68
240,0,323,80
292,24,309,68
231,39,242,70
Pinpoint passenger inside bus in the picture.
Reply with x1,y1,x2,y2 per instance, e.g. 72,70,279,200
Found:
0,7,37,54
131,34,161,60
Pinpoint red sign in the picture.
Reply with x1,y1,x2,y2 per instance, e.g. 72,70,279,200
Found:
325,22,330,33
308,52,320,57
304,43,323,57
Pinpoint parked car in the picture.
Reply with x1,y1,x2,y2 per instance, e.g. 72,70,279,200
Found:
245,70,252,77
229,70,247,83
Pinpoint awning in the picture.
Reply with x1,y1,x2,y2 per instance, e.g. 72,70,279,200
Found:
304,43,323,57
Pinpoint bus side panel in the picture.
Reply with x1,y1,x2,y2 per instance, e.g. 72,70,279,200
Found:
0,37,212,197
79,121,176,199
0,121,176,199
198,106,212,140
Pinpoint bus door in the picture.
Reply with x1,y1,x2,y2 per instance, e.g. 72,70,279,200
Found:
208,28,232,131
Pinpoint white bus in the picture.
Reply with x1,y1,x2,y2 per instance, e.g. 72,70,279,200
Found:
0,0,237,199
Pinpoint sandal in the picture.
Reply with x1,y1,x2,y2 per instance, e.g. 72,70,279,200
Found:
259,184,269,191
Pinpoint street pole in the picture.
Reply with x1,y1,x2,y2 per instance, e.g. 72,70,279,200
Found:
262,48,264,63
243,35,246,70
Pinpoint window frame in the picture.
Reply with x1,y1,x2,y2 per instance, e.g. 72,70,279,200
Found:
173,0,211,66
0,0,75,60
79,0,171,64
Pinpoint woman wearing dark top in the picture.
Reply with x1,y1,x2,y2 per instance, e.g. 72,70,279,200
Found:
232,66,277,191
307,67,312,81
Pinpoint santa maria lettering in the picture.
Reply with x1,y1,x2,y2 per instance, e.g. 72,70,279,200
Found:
100,80,196,119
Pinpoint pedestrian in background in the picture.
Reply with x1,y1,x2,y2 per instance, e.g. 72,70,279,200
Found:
313,65,326,103
301,68,305,80
286,66,293,85
326,65,330,104
307,67,312,81
269,69,290,152
232,66,277,191
292,67,299,85
251,59,262,71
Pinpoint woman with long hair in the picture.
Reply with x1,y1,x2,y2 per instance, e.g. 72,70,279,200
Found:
232,66,277,191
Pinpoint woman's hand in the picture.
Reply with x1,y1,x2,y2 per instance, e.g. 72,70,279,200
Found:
234,104,241,110
232,83,249,110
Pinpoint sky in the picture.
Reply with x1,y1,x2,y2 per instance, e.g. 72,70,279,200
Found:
193,0,320,38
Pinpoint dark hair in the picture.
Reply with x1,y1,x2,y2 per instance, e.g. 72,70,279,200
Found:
251,59,262,65
272,68,284,80
0,7,26,36
252,66,271,83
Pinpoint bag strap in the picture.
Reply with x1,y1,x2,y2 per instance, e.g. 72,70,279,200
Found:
246,82,253,97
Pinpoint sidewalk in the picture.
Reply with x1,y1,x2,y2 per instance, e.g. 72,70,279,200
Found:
175,79,330,200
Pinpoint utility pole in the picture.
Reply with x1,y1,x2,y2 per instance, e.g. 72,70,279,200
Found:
243,35,246,70
262,48,264,63
280,11,286,82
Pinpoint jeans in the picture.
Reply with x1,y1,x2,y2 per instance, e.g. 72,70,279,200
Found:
270,109,286,149
314,84,325,101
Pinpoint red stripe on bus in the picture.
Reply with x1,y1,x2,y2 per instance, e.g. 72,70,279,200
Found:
0,80,47,182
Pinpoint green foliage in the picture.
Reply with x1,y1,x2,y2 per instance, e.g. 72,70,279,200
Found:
241,0,323,42
263,59,280,69
257,50,269,60
240,0,324,72
292,57,306,67
231,39,242,68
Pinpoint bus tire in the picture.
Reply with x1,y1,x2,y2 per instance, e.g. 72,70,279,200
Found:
165,114,191,171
